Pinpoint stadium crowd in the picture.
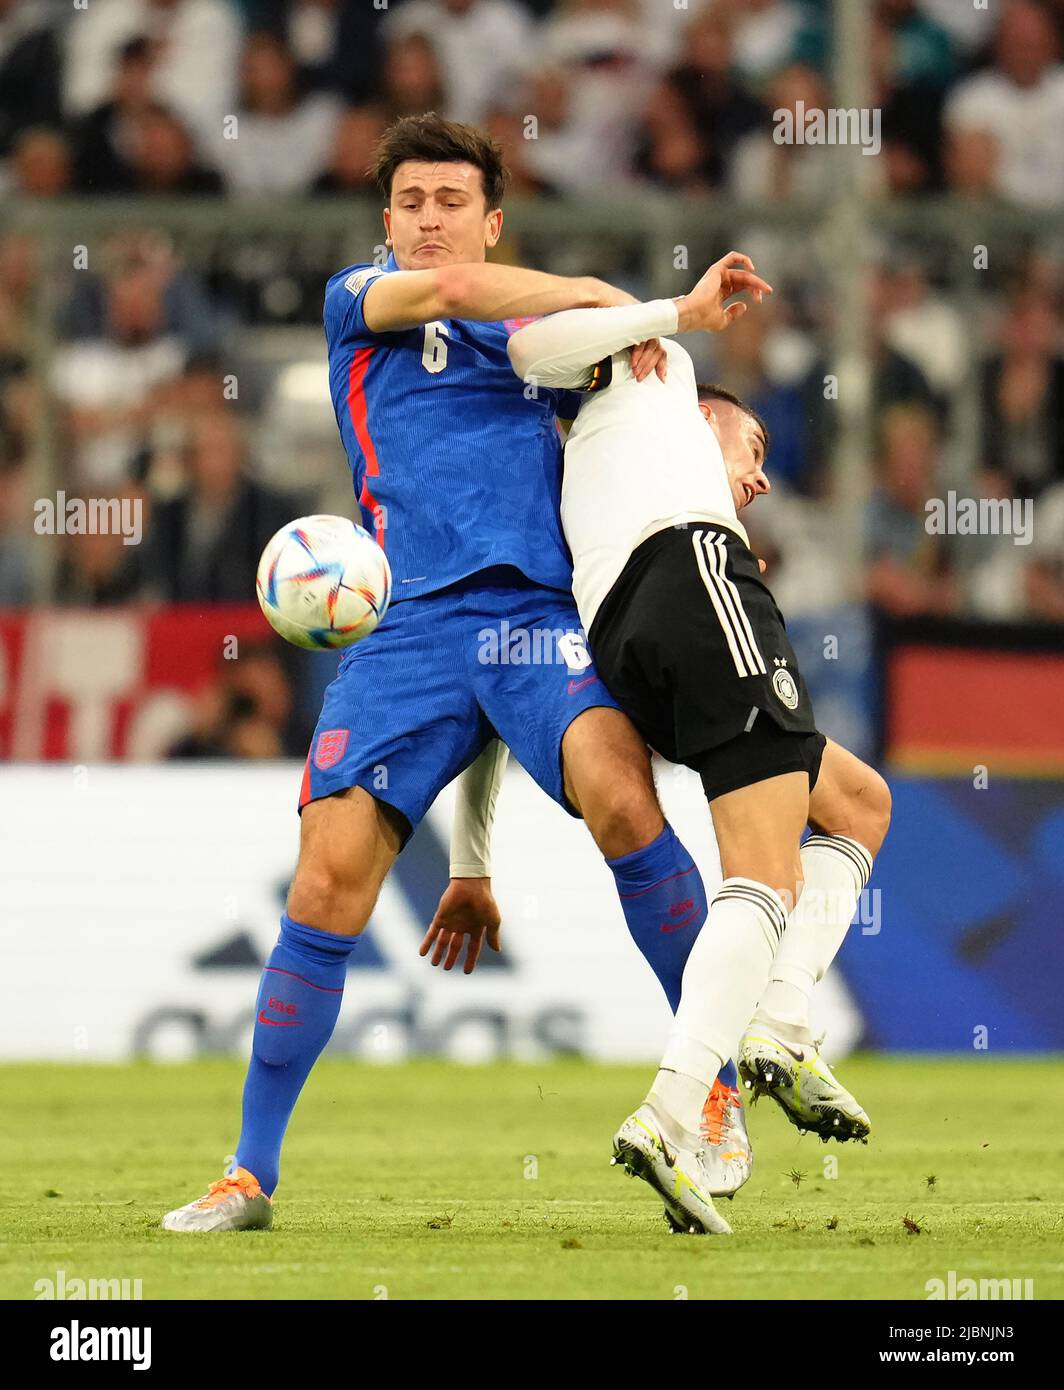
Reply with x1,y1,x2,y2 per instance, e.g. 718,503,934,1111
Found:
3,0,1064,203
1,0,1064,759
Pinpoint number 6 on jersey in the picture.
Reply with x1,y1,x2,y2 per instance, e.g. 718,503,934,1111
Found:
422,322,449,374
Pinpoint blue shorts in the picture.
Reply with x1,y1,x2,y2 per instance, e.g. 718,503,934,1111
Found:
299,567,619,844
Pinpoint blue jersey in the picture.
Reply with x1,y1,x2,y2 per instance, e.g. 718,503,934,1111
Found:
323,254,580,603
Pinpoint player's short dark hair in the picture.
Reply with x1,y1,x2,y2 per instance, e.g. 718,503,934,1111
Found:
696,383,771,457
372,112,508,210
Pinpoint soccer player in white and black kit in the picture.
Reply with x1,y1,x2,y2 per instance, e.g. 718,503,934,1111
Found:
430,255,891,1234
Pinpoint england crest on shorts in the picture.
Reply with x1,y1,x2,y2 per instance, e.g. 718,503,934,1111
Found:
314,728,350,770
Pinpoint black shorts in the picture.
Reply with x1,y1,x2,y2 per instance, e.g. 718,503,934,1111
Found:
589,524,825,801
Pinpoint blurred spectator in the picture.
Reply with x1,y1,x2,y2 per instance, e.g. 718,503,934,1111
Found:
730,64,846,202
54,261,190,486
136,352,251,491
538,0,646,67
72,36,157,193
632,79,708,192
0,235,35,368
534,0,654,189
208,30,341,195
0,357,35,464
918,0,996,55
629,0,699,69
149,408,294,601
11,128,73,198
713,305,815,492
167,643,296,759
485,106,559,197
876,259,968,397
944,0,1064,208
313,106,388,195
641,7,765,194
723,0,823,84
510,67,590,193
381,33,447,122
149,352,235,419
386,0,533,125
63,0,242,152
0,446,32,605
59,233,224,356
965,467,1033,621
867,275,942,419
0,0,62,158
943,126,1000,200
803,304,942,490
866,403,959,618
128,105,224,195
982,289,1064,498
875,0,956,88
257,0,388,105
872,0,955,194
1023,480,1064,620
52,484,151,605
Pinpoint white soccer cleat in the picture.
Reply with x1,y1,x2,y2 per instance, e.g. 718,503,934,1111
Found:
161,1167,273,1233
739,1021,871,1143
696,1075,753,1196
612,1103,733,1236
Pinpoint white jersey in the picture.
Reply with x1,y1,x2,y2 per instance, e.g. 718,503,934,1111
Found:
560,337,747,631
451,301,752,877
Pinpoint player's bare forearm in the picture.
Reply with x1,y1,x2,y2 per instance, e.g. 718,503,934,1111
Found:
363,262,626,333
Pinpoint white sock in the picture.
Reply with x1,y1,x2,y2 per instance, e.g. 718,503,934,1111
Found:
654,877,788,1134
756,835,873,1032
648,1071,710,1144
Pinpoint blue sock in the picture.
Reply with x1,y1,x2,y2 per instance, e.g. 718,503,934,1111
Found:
235,913,357,1197
606,823,737,1090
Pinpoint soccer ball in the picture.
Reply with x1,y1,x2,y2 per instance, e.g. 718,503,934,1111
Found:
256,515,392,650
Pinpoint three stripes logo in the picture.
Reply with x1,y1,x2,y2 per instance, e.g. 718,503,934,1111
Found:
691,531,766,679
804,834,873,888
714,881,788,947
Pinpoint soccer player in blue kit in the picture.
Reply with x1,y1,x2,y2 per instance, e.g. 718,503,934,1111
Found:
162,114,768,1233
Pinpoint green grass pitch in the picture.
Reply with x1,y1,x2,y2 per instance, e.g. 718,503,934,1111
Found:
2,1056,1061,1301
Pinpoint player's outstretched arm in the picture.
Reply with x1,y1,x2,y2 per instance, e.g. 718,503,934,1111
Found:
505,251,772,389
419,740,509,973
506,299,682,388
363,262,631,333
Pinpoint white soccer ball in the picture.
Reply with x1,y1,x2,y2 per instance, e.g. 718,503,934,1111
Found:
256,515,392,650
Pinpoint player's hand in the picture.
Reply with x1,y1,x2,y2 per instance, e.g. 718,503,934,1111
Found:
675,252,773,333
758,557,768,574
630,338,668,382
419,877,502,974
